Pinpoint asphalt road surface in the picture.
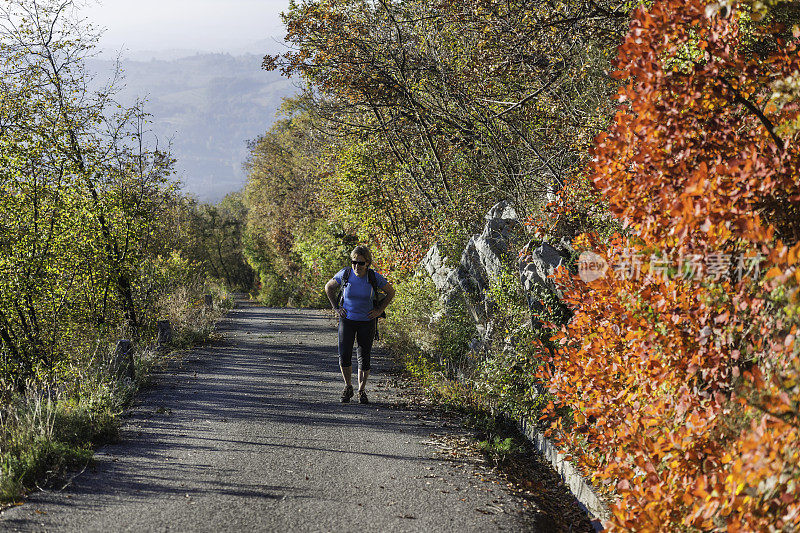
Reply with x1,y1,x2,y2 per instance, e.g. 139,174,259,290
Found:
1,300,556,532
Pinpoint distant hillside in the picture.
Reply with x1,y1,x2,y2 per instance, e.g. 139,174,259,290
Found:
88,53,297,201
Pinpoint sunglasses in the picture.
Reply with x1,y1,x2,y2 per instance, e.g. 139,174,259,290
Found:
351,260,366,266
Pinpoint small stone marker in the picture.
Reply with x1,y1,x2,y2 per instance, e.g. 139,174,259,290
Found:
114,339,135,380
157,320,173,349
204,294,213,310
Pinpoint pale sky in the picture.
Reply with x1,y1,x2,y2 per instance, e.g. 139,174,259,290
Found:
84,0,290,55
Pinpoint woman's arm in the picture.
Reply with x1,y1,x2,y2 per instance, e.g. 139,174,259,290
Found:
368,282,395,319
324,279,346,318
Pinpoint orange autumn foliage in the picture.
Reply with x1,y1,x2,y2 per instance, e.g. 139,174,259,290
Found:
537,1,800,530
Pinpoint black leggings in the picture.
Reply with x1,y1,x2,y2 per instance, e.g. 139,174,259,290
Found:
338,318,376,371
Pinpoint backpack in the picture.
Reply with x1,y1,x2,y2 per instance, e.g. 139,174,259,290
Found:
339,267,387,319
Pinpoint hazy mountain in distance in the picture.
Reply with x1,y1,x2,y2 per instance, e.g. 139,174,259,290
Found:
95,37,290,62
87,52,298,202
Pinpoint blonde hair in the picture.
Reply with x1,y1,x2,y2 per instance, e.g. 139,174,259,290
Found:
350,245,372,266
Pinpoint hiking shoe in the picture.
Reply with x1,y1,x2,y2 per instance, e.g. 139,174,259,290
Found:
341,385,354,403
359,390,369,404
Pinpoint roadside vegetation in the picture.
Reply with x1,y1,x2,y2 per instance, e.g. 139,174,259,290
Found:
0,0,251,503
246,0,800,529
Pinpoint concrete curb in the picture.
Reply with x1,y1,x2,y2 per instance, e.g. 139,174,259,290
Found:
517,417,608,530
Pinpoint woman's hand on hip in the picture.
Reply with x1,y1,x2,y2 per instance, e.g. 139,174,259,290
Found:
367,308,382,320
335,307,347,319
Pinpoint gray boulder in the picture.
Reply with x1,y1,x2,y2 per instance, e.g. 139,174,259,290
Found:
421,201,572,349
518,242,566,294
421,244,455,295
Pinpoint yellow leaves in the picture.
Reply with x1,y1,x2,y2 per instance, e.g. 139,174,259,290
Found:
789,242,800,267
685,163,709,197
766,266,784,280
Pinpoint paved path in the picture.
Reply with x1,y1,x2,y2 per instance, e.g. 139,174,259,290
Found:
0,300,551,532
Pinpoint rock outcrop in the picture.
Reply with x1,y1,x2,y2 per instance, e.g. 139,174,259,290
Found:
421,201,573,346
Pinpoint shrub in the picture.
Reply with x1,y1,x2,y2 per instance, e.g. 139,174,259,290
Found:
382,272,441,362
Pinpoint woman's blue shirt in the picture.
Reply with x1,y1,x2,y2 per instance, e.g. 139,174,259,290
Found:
333,268,388,322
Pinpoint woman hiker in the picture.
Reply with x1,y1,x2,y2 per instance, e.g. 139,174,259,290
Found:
324,245,395,404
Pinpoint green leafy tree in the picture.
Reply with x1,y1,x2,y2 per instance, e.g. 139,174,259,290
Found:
176,193,254,291
0,0,177,388
244,99,353,305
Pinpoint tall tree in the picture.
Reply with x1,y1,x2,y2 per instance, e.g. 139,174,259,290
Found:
266,0,630,265
0,0,175,387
